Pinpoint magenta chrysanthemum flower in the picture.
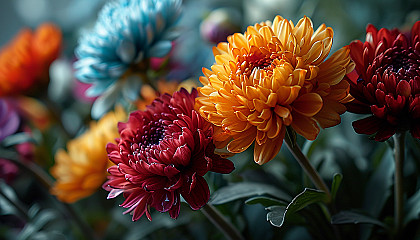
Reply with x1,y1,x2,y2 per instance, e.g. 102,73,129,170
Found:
103,88,234,221
347,21,420,141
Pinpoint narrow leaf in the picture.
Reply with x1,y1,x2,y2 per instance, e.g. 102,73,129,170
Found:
245,196,287,207
1,132,36,147
404,188,420,225
363,149,394,217
331,210,386,228
210,182,291,205
331,173,343,202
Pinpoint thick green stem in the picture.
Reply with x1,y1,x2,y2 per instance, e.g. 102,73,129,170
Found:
393,132,405,237
201,204,244,240
284,137,331,202
1,149,97,240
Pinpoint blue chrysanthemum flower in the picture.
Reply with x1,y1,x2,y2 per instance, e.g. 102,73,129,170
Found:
74,0,182,118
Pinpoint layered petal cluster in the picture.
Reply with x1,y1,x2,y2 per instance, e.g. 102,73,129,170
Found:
103,89,234,221
50,107,126,203
195,16,354,164
0,24,62,96
74,0,182,119
347,21,420,140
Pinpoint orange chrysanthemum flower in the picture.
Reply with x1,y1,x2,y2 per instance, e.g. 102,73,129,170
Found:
195,16,354,164
0,23,62,96
50,107,126,203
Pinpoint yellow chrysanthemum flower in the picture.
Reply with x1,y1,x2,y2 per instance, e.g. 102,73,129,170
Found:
195,16,354,165
50,107,126,203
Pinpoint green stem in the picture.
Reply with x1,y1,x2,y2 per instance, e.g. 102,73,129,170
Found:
393,131,405,237
1,149,97,240
284,136,331,202
201,204,244,240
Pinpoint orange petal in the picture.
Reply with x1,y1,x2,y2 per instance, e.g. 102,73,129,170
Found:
292,93,323,117
314,99,346,128
227,128,257,153
291,112,320,140
253,127,286,165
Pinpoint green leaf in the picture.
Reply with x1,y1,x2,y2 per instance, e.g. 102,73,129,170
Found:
0,181,17,202
331,210,386,228
363,149,394,217
331,173,342,202
245,196,287,207
17,206,62,240
266,188,328,227
266,206,286,227
0,181,24,218
210,182,291,205
404,187,420,225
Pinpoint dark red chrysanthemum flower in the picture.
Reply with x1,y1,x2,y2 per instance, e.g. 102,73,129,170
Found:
347,21,420,141
103,88,234,221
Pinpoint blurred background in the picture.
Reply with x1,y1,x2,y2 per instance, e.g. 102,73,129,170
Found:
1,0,420,239
1,0,419,58
1,0,419,89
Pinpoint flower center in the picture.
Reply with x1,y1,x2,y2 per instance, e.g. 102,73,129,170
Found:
139,120,165,146
380,47,420,81
238,50,284,76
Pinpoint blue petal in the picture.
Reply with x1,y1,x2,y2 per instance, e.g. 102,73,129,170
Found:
117,39,136,63
85,79,116,97
148,40,172,58
90,84,121,119
73,0,182,91
122,75,142,101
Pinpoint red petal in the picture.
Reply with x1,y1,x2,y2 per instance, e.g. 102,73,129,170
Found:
396,80,411,97
131,197,150,221
169,194,181,219
410,122,420,139
352,116,383,135
371,105,387,118
374,126,396,141
410,97,420,119
173,144,191,166
107,189,124,199
346,100,371,114
210,157,235,174
181,175,210,210
349,41,365,73
152,190,175,213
